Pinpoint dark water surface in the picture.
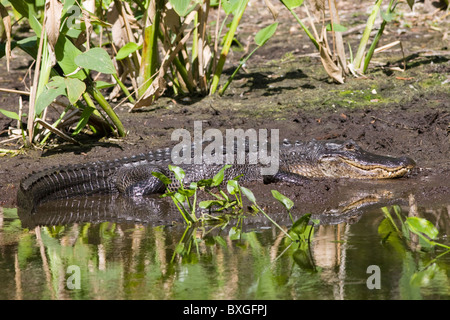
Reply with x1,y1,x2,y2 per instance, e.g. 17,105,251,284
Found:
1,181,449,300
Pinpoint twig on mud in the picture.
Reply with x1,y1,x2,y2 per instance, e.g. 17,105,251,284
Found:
0,88,30,95
370,116,415,131
0,135,21,144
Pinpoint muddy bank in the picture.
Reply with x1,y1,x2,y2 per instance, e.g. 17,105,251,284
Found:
0,0,449,209
1,100,449,208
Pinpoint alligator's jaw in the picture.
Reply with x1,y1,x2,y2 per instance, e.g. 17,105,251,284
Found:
317,155,416,179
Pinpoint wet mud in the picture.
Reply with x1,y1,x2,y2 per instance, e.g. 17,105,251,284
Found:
0,1,449,225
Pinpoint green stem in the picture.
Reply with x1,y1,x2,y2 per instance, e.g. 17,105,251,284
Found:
284,6,319,50
86,84,126,137
138,1,162,97
255,203,293,241
210,0,249,95
112,74,135,103
219,46,258,96
40,104,72,145
353,0,383,71
363,0,397,73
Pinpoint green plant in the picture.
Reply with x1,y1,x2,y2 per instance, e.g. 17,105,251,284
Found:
280,0,415,82
219,21,278,96
379,205,450,287
154,164,319,249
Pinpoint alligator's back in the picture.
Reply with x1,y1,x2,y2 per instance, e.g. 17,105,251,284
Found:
17,149,173,211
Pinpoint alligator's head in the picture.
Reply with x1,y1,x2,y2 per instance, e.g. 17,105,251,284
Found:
284,139,416,179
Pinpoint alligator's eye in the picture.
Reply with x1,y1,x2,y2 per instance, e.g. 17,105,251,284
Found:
344,142,356,151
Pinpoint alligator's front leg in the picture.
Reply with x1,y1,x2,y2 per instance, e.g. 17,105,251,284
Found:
264,171,310,185
113,164,168,196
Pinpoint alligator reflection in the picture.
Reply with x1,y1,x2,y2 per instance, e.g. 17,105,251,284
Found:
11,191,449,299
18,190,395,229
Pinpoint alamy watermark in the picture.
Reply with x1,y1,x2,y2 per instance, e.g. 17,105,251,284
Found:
366,265,381,290
66,265,81,290
171,121,280,175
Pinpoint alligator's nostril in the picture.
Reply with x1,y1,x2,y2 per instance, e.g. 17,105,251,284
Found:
399,156,416,168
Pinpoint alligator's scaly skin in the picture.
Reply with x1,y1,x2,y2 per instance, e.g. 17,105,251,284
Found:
17,139,416,211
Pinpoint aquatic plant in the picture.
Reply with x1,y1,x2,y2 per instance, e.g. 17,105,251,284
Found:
379,205,450,287
153,164,319,246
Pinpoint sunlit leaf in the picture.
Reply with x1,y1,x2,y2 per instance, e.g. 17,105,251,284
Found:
169,165,185,183
405,217,439,240
35,76,66,115
152,171,172,185
169,0,192,16
255,22,278,47
0,108,20,120
325,23,347,32
240,186,256,204
199,200,225,209
75,47,116,74
222,0,241,15
227,179,239,195
211,164,232,187
116,42,141,60
281,0,304,9
271,190,294,211
65,77,85,104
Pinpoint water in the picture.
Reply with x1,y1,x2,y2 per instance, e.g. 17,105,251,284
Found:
1,187,449,300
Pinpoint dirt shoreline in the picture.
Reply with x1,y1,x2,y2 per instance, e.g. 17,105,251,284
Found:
0,1,449,208
1,100,449,207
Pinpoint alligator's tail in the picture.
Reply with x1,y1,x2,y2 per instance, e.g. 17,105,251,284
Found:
17,161,121,212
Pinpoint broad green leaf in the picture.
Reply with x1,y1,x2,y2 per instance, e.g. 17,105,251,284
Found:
169,0,192,16
151,171,172,185
211,164,232,187
222,0,241,15
255,22,278,47
227,179,239,195
75,47,116,74
405,217,439,240
0,108,20,120
240,186,256,204
281,0,304,10
173,192,186,203
271,190,294,210
35,77,66,115
178,188,195,198
199,200,225,209
325,23,348,32
116,42,141,60
65,77,85,104
54,36,84,79
169,165,185,182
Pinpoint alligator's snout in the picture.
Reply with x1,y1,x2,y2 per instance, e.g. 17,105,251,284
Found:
397,156,416,169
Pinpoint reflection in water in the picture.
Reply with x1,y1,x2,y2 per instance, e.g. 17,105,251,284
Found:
1,191,449,299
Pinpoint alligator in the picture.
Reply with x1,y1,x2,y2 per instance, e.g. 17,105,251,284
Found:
17,139,416,212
